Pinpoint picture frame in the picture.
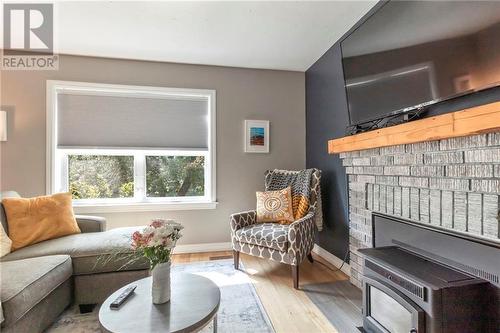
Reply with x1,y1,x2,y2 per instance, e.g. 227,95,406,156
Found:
244,120,269,153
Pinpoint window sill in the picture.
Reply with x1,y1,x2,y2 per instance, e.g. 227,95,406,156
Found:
73,201,218,214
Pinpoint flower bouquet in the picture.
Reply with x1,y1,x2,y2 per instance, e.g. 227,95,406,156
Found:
132,219,183,304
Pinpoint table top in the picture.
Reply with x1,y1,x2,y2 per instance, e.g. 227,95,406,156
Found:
99,273,221,333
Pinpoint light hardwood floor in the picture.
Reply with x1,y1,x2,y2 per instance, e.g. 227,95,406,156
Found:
172,251,351,333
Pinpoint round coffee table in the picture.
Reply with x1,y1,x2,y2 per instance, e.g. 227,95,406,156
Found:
99,273,221,333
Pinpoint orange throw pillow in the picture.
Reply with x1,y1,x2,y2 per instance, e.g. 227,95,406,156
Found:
3,192,81,251
256,187,294,224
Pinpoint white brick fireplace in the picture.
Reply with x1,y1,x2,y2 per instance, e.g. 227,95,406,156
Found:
339,132,500,288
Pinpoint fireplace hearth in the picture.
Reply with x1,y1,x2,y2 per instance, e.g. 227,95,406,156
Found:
337,132,499,289
358,214,498,333
328,106,500,332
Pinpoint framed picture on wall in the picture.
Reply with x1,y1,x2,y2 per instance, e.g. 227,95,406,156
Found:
244,120,269,153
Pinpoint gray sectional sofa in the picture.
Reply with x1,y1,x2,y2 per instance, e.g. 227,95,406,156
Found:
0,191,150,332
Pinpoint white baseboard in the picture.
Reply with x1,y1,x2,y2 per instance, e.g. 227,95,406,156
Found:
312,244,351,276
173,242,350,277
173,242,232,254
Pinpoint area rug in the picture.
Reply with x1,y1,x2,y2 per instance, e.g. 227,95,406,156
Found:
46,259,275,333
302,280,362,333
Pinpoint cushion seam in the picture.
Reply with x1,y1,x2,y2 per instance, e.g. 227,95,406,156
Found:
8,277,71,327
73,263,149,275
73,268,149,276
4,251,135,260
239,241,288,251
71,251,135,258
2,257,72,302
236,234,288,244
238,237,287,245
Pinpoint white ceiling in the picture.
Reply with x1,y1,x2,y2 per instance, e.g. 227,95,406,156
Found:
54,1,377,71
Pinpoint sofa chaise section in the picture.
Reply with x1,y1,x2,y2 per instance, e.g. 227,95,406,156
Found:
0,191,150,332
2,226,149,275
0,255,73,333
2,226,150,305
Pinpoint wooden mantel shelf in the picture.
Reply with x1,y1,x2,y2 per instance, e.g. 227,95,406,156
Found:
328,101,500,154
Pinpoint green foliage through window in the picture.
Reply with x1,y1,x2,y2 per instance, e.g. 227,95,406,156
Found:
68,154,205,200
146,156,205,197
69,155,134,199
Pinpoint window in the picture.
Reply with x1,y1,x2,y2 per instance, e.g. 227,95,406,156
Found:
145,155,205,198
47,81,216,212
68,154,135,200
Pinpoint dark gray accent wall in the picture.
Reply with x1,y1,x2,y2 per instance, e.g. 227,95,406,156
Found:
306,6,500,261
306,43,350,260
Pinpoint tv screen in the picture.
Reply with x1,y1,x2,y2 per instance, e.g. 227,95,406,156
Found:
341,1,500,126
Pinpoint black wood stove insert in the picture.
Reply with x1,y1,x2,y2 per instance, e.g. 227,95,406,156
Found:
358,214,499,333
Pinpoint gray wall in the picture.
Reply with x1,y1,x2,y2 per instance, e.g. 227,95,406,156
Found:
0,55,306,245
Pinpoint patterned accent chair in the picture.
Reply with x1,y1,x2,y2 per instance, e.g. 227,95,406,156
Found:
230,169,322,289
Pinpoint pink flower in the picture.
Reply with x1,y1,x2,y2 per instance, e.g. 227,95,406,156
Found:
131,220,183,264
131,231,144,249
150,220,163,228
132,231,142,241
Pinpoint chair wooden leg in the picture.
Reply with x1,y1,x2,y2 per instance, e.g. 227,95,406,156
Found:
292,265,299,289
233,250,240,270
307,253,314,263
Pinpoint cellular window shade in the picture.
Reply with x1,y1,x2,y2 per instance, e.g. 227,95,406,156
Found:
57,93,209,149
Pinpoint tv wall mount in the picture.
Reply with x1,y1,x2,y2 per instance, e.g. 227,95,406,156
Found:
346,107,426,136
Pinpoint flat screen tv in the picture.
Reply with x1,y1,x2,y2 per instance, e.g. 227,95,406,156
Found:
341,1,500,126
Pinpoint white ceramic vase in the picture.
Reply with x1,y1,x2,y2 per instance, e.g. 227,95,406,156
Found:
151,261,171,304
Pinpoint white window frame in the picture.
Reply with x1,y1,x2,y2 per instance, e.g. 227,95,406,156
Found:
46,80,217,213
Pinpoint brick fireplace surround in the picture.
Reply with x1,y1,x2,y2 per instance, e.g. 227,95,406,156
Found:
339,132,500,288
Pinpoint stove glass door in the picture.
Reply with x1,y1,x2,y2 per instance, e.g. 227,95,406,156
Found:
370,285,413,333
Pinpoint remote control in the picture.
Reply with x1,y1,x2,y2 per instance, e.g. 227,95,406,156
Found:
110,285,136,309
